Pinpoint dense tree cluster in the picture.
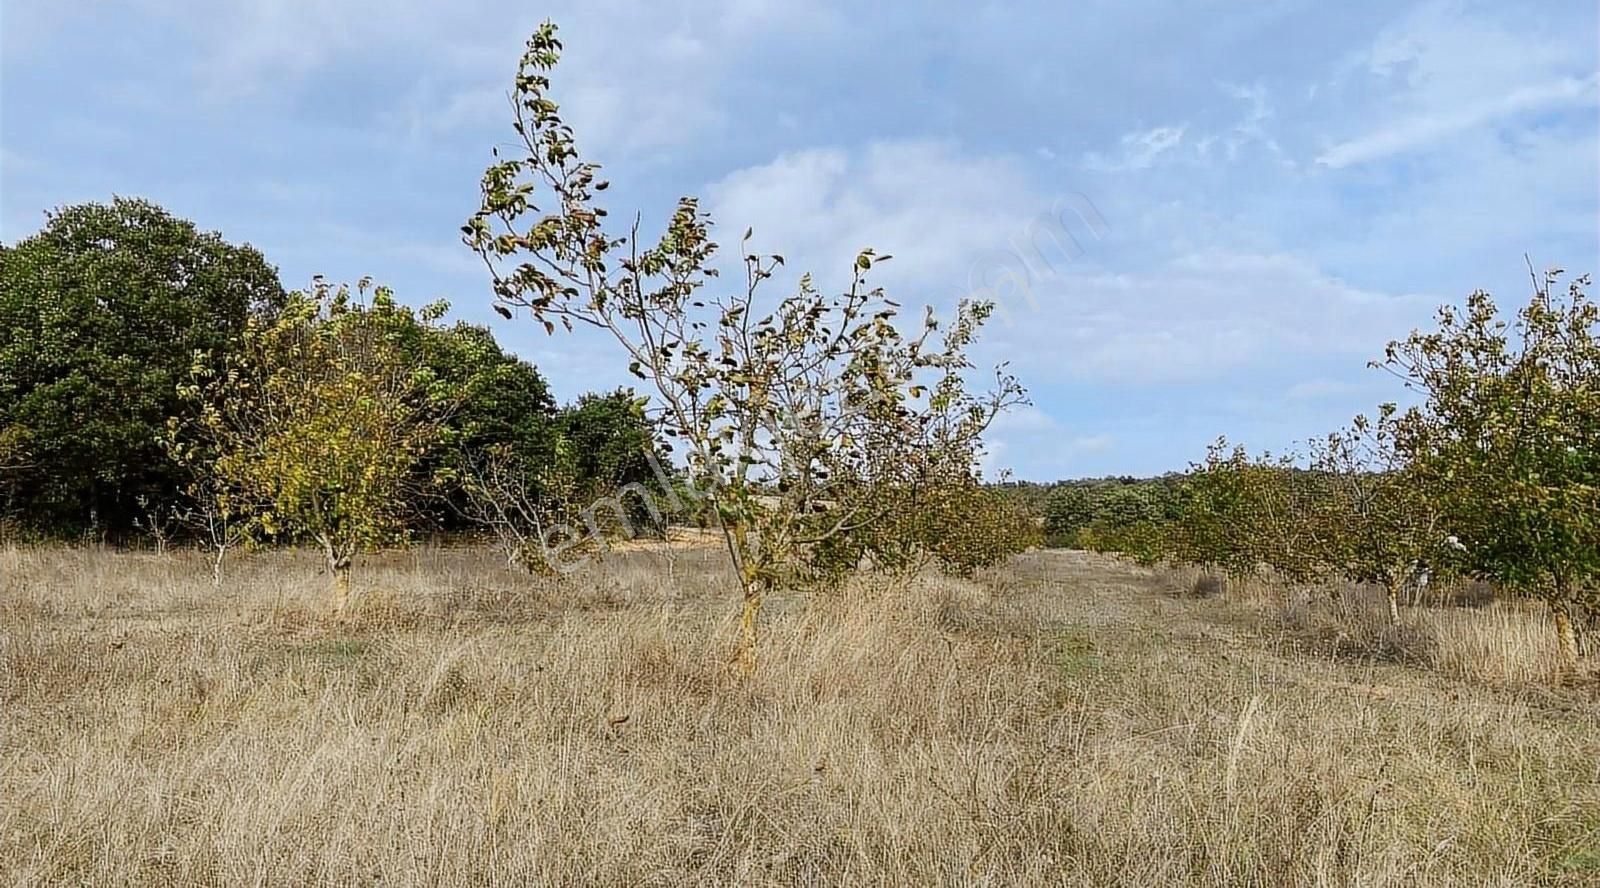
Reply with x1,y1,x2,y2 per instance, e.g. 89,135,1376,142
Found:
0,198,284,536
1041,476,1182,557
0,198,658,547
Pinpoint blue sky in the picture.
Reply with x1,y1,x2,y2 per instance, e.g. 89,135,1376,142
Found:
3,0,1597,480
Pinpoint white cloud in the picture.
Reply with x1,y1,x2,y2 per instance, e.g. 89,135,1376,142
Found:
1317,1,1599,168
706,140,1045,288
1318,74,1600,168
989,250,1439,385
981,407,1114,479
1081,83,1288,173
110,0,823,159
703,137,1443,391
1219,82,1286,164
1082,125,1186,171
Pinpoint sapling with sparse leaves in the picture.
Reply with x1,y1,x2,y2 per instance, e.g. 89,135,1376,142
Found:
465,22,1024,671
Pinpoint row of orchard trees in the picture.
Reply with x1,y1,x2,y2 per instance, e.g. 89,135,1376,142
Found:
1060,269,1599,674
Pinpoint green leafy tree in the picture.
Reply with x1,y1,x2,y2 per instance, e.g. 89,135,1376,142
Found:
1383,269,1599,672
1310,410,1453,624
1077,482,1179,566
556,389,665,533
0,423,33,533
914,480,1043,575
1249,459,1337,591
1043,485,1096,547
413,321,559,531
1170,441,1265,583
464,23,1024,671
0,198,283,537
811,465,1040,581
1165,441,1331,588
181,279,454,608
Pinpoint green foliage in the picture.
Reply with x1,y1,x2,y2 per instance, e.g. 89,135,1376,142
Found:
1044,477,1179,563
1042,450,1342,580
451,387,667,570
1042,485,1095,546
556,389,663,528
0,198,284,537
0,199,655,550
814,474,1042,581
923,482,1043,575
1167,441,1293,581
178,279,456,591
413,320,559,531
1383,270,1599,661
1079,519,1169,567
989,480,1057,517
1310,410,1451,619
1240,456,1338,588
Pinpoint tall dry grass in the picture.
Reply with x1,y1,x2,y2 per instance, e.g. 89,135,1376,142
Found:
2,545,1598,885
1191,563,1584,688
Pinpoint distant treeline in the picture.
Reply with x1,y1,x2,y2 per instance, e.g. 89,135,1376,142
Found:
995,267,1600,676
996,476,1183,549
0,198,658,542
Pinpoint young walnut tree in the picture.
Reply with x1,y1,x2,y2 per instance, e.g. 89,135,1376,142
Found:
1383,270,1599,672
179,279,454,609
454,438,604,576
1171,440,1282,585
466,23,1025,671
1311,409,1453,625
1231,450,1335,594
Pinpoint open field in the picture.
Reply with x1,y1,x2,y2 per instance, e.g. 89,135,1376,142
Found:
2,545,1598,886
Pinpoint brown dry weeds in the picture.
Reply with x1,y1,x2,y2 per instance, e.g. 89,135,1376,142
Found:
2,545,1597,886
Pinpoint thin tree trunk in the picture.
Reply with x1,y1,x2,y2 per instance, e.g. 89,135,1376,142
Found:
332,563,353,613
726,519,763,675
315,537,353,614
321,535,353,613
1385,579,1402,626
1554,603,1580,676
735,577,764,676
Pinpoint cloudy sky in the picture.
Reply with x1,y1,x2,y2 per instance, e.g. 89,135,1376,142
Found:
4,0,1597,479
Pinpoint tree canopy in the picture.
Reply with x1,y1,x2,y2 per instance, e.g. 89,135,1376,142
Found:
0,198,283,537
0,198,669,552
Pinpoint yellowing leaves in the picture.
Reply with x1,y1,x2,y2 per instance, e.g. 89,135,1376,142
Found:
182,282,447,576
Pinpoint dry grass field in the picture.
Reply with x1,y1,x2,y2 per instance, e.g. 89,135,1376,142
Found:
2,543,1598,886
